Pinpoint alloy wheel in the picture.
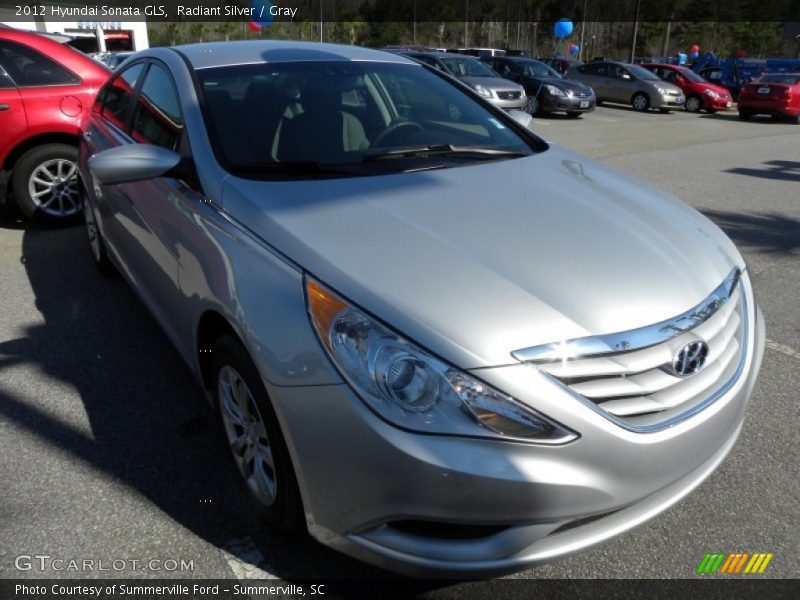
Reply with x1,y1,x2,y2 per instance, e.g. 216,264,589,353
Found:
685,96,702,113
27,159,80,218
218,365,277,506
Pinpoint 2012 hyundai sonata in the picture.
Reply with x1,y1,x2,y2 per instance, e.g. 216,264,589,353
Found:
78,41,764,577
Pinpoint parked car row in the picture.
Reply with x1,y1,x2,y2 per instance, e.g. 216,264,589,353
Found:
1,26,798,228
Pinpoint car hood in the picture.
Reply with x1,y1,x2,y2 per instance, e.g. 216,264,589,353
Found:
222,145,743,369
648,80,683,94
526,76,592,93
704,83,731,96
460,76,523,91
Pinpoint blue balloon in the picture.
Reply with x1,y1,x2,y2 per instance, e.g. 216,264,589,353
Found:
554,18,574,39
690,50,699,60
251,1,274,27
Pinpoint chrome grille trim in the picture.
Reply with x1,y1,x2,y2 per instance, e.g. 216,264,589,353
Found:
515,268,749,433
512,268,741,363
496,90,522,100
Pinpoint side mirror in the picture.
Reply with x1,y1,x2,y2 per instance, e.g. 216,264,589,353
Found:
508,110,532,128
676,75,686,85
89,144,181,185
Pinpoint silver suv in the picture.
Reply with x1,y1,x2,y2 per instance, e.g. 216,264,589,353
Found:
569,60,685,112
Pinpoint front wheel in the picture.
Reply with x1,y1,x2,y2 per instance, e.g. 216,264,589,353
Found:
82,183,116,277
212,334,305,534
631,93,650,112
12,144,82,225
685,96,702,113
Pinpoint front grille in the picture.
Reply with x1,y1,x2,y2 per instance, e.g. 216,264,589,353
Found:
513,270,747,430
496,90,522,100
570,90,592,98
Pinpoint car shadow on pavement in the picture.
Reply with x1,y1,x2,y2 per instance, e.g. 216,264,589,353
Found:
0,225,439,584
702,209,800,254
725,160,800,183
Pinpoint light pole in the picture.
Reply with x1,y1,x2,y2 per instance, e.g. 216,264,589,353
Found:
629,0,641,63
579,0,588,62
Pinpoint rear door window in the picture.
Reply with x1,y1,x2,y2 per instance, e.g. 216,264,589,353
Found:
0,40,80,86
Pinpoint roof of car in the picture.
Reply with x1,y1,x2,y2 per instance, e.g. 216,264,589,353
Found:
171,41,416,70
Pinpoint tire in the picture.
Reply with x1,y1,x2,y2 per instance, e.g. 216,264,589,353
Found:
685,95,702,113
792,113,800,125
212,334,305,534
82,181,116,277
12,144,82,225
738,110,752,121
631,93,650,112
566,111,582,118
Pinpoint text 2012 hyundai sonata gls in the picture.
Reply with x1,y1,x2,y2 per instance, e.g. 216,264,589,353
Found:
78,41,764,577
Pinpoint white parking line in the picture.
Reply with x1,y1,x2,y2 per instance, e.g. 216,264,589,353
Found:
221,537,278,579
766,339,800,360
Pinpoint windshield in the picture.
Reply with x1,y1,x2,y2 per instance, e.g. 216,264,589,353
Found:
675,67,706,83
198,61,538,178
520,61,562,79
758,73,800,84
438,56,498,78
627,65,660,81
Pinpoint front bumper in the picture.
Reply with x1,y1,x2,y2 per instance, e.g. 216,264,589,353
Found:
268,294,764,577
489,96,527,111
705,95,733,111
654,94,686,108
541,94,596,113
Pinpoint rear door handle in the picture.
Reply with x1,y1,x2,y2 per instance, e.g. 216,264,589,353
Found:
0,104,10,111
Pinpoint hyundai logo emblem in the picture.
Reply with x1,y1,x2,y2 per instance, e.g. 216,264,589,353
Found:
671,341,709,377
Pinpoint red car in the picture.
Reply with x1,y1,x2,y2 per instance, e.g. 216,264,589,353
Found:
0,26,110,223
738,73,800,123
641,63,733,113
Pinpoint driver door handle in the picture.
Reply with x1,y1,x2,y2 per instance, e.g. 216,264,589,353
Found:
0,104,10,111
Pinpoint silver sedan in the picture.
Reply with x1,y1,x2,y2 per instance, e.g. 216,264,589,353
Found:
79,41,764,577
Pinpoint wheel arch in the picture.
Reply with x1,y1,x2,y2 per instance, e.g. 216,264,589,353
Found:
2,132,80,172
196,309,242,392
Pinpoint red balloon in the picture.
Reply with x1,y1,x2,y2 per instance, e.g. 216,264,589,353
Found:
736,50,747,58
690,44,700,53
247,21,261,32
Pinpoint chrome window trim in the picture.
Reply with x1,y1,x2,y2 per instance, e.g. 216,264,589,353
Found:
538,284,749,433
511,268,742,364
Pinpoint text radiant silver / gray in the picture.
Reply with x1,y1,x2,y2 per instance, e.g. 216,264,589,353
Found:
79,41,764,577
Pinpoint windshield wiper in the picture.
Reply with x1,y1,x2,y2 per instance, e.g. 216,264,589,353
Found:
362,145,528,162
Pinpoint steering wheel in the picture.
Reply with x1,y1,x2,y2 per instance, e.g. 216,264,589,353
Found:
371,120,425,147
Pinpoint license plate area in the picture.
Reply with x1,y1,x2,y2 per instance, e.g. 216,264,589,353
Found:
758,87,770,94
579,100,589,108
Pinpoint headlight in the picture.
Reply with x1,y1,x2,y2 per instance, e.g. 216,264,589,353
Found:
544,84,565,96
306,278,577,444
704,89,720,98
656,86,667,95
473,84,493,98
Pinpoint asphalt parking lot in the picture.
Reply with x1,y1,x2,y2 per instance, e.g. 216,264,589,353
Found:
0,104,798,586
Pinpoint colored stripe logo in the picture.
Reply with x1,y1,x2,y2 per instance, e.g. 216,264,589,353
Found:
697,552,773,574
